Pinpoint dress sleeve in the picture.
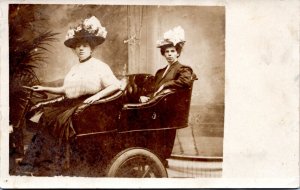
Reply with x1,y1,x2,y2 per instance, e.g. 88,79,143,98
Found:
162,66,193,89
101,64,121,88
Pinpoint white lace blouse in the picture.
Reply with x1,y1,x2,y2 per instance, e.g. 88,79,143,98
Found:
63,57,120,99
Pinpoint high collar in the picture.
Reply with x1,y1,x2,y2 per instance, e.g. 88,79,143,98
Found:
79,55,92,63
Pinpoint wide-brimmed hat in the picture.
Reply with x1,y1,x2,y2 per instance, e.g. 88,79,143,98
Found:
64,16,107,48
156,26,186,48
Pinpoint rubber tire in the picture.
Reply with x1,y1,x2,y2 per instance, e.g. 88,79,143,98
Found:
106,148,168,178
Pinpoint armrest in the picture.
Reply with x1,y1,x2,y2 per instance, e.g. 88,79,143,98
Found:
74,90,124,115
74,78,127,115
123,89,176,109
92,90,124,104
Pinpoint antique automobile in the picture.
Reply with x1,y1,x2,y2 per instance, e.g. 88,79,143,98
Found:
11,73,197,177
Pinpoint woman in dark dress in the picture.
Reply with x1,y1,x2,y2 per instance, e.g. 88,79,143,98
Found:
140,26,194,103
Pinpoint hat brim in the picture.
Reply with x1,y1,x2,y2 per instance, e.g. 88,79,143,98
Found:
157,41,185,48
64,36,105,48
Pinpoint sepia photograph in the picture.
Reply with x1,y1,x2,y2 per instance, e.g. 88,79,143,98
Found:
0,0,299,188
8,4,225,178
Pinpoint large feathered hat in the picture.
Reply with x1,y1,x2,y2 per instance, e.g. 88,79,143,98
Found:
64,16,107,48
156,26,186,48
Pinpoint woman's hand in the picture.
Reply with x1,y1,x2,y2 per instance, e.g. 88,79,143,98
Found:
139,96,150,103
84,94,101,104
31,85,45,92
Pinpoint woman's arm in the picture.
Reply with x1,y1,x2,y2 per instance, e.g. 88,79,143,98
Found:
162,66,193,89
153,66,193,96
32,85,65,95
83,83,120,104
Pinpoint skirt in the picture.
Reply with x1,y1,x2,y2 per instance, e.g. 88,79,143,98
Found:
19,95,89,176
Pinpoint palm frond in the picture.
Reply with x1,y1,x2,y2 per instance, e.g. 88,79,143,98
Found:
9,4,59,92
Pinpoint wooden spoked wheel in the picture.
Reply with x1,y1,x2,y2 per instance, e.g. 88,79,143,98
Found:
106,148,167,178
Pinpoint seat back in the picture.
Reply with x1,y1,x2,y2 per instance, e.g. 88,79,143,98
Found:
119,73,197,131
123,74,155,103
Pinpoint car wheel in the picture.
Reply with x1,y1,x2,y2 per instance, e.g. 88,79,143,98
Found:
106,148,167,178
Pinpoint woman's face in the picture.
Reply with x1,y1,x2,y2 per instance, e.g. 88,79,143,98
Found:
164,46,179,64
75,42,92,61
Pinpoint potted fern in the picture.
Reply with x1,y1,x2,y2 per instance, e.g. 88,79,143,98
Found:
9,4,58,173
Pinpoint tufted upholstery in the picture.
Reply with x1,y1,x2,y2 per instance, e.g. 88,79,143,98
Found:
123,74,155,103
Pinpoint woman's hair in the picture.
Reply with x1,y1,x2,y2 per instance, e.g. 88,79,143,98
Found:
160,42,184,57
72,38,96,50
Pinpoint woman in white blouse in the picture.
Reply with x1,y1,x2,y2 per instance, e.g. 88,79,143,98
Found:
32,16,120,104
19,16,120,176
